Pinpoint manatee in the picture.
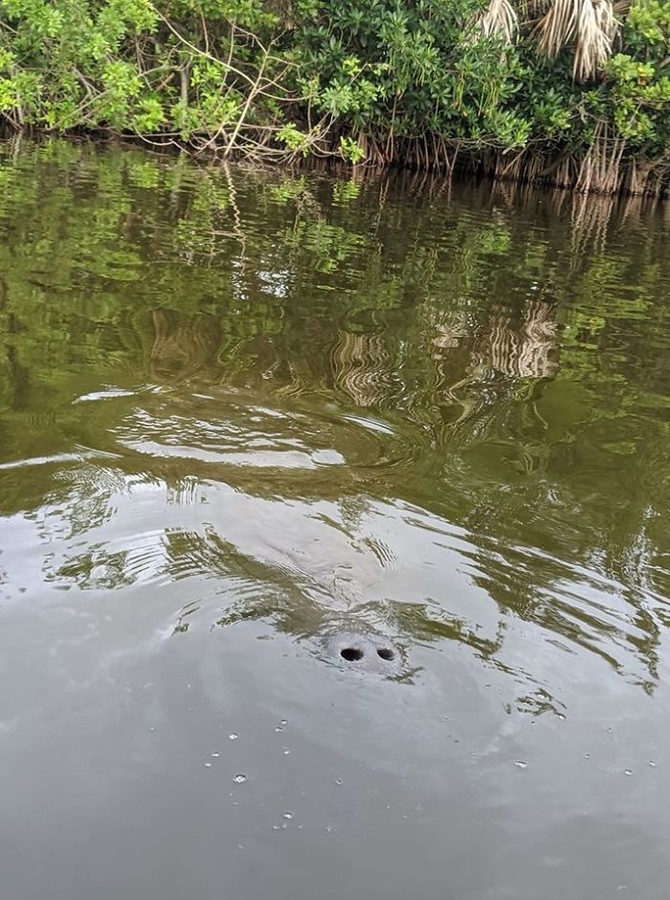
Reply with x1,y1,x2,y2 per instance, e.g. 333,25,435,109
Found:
320,628,404,676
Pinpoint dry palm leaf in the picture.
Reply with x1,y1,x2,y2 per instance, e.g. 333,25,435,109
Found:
574,0,616,81
478,0,520,44
535,0,617,80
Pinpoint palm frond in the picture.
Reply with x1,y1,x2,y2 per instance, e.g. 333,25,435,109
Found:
478,0,520,44
535,0,579,60
535,0,618,81
573,0,616,81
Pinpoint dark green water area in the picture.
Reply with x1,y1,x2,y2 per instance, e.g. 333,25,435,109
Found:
1,140,669,900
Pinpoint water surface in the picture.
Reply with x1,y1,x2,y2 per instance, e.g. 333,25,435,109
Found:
1,140,669,900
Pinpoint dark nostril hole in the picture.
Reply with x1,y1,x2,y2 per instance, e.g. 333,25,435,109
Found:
340,647,364,661
377,647,394,661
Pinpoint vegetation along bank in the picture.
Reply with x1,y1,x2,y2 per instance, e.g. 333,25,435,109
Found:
0,1,668,195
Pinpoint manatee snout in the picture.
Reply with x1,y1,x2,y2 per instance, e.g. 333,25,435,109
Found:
322,629,404,675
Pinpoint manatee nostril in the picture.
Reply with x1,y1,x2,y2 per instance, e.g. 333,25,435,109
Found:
327,633,400,670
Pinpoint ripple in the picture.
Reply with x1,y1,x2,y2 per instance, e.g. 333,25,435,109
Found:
66,387,422,479
0,450,117,472
73,387,141,403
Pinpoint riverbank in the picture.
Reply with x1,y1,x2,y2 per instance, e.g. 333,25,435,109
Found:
0,1,668,196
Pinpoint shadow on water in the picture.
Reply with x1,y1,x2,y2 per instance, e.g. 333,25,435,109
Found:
1,140,670,900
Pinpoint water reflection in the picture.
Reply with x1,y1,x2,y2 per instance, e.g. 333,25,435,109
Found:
11,366,664,706
150,309,222,381
2,141,670,900
0,141,668,711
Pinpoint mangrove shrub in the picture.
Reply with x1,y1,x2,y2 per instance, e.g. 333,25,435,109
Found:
0,0,668,194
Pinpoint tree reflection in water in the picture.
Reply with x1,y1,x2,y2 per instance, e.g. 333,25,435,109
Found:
0,141,668,713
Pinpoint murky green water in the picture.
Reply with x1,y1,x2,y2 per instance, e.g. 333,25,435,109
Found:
1,139,669,900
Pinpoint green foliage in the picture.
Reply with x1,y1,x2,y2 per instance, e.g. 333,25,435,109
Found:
604,1,670,152
0,0,667,189
276,122,310,155
0,0,287,146
338,135,364,163
294,0,529,149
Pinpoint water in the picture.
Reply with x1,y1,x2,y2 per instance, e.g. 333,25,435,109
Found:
0,139,669,900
